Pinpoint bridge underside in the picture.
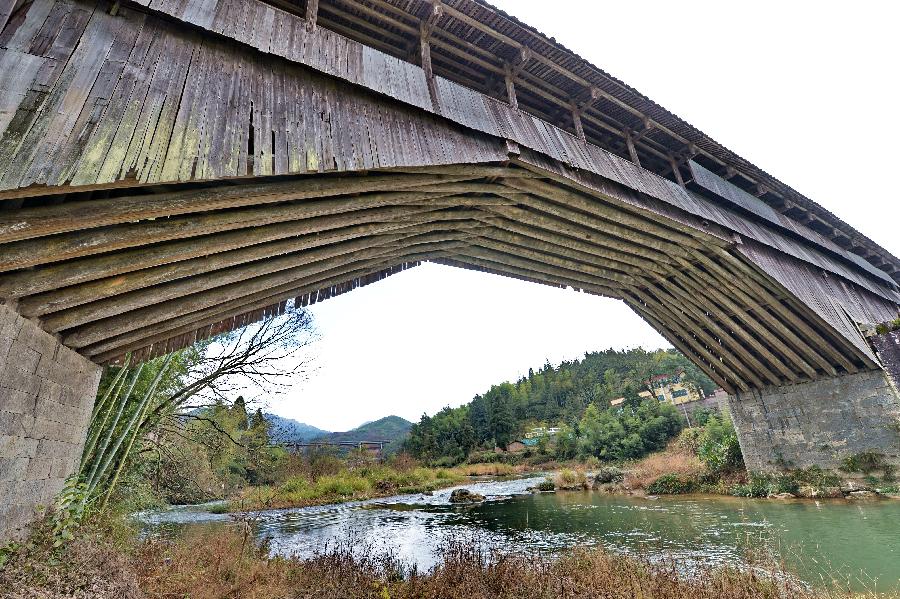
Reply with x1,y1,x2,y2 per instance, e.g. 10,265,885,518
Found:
1,0,900,535
0,156,894,396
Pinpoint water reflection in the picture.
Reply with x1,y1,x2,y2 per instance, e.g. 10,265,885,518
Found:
137,476,900,592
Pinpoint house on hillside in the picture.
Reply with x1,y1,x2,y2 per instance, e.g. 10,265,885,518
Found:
524,426,561,439
646,370,703,406
611,390,653,408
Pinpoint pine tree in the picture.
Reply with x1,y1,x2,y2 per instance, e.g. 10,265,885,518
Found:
231,396,249,430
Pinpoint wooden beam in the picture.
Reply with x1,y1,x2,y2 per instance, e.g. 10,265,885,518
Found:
419,4,442,112
444,253,621,301
0,189,462,272
623,294,735,394
483,204,676,265
677,254,837,377
18,216,463,316
501,179,701,253
476,211,665,274
571,101,585,142
624,130,641,167
466,236,631,286
668,153,685,187
0,205,441,297
475,218,665,276
41,224,478,332
454,244,623,295
0,173,474,244
306,0,319,30
634,282,769,388
708,248,861,373
64,238,468,349
504,64,519,110
627,289,751,393
86,255,440,361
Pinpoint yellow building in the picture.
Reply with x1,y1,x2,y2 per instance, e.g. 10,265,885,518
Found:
646,370,702,405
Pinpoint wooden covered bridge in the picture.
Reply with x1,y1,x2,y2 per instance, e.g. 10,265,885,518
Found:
1,0,899,539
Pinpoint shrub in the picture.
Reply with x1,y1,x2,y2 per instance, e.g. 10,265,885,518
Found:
555,469,587,490
537,479,555,491
731,473,775,498
676,427,703,453
593,466,624,485
696,415,743,473
624,443,703,491
793,466,840,490
647,473,695,495
840,451,885,474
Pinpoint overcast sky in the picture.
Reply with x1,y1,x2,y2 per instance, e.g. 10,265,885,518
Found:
262,1,900,431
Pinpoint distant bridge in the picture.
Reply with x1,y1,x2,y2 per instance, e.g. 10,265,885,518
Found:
279,440,393,452
1,0,899,542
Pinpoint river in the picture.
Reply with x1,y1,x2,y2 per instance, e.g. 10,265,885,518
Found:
137,475,900,593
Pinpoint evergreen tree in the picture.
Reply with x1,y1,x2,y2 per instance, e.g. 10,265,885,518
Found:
231,396,249,431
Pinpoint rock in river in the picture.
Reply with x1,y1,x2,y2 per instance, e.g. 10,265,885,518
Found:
450,488,485,503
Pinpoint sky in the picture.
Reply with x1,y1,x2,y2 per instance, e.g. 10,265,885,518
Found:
260,0,900,432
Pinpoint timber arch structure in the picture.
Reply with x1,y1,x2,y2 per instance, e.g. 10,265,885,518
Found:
1,0,899,538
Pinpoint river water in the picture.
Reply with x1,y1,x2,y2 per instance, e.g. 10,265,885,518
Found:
137,475,900,593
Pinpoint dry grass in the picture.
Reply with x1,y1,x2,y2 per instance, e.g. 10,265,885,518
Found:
625,443,704,491
554,468,588,490
4,524,891,599
131,528,878,599
233,465,466,511
458,462,519,477
0,518,140,599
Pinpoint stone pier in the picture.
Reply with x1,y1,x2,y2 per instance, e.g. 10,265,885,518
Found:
728,369,900,472
0,304,101,542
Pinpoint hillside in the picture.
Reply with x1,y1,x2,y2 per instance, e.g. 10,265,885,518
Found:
402,347,714,464
264,413,330,443
314,415,413,444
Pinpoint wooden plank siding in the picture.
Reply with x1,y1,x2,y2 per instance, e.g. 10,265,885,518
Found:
0,0,897,396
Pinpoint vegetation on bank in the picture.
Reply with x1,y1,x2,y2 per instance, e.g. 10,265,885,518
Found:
402,348,713,465
230,453,468,511
4,517,885,599
609,414,900,500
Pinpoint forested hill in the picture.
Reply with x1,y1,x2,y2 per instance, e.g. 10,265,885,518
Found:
264,414,329,443
402,348,714,464
314,415,413,444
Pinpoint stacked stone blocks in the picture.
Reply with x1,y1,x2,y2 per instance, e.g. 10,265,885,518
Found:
728,370,900,472
1,304,101,542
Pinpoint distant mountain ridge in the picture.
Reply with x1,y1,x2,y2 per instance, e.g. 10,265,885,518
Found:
264,413,329,443
314,415,412,444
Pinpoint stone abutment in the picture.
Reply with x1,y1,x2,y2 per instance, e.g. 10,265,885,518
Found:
727,368,900,472
0,304,101,542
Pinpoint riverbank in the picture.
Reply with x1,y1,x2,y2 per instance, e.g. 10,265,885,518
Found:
3,517,885,599
225,461,549,512
552,442,900,501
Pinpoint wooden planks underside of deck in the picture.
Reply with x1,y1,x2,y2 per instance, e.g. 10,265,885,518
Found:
0,156,895,395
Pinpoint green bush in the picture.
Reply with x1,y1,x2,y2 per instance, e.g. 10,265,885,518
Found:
793,466,839,490
537,479,555,491
593,466,624,485
696,415,743,473
840,451,885,474
773,474,800,495
647,473,695,495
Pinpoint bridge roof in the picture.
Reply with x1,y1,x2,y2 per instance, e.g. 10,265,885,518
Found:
280,0,899,282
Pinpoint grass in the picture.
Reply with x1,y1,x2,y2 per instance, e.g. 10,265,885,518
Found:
6,523,889,599
554,468,587,490
624,443,705,492
233,464,467,511
458,462,519,477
